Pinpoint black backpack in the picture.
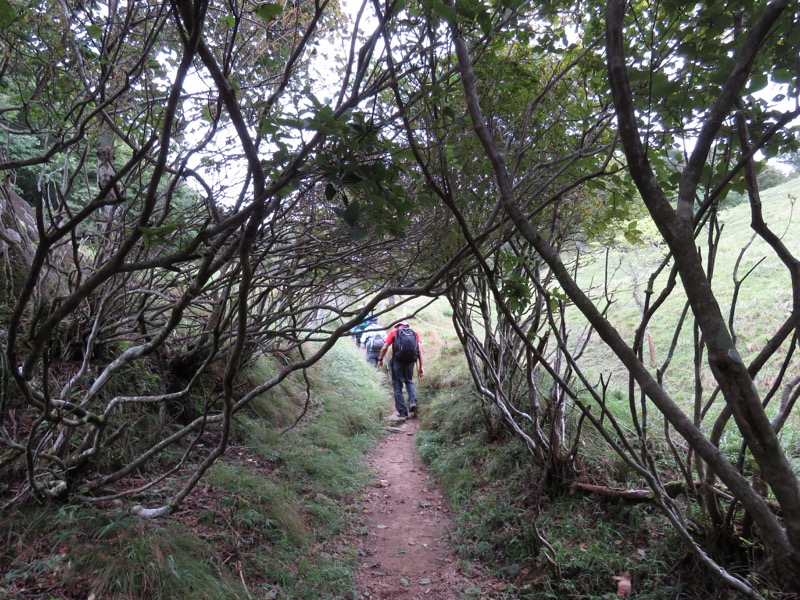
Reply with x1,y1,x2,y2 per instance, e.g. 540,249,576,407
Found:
392,327,419,363
368,333,385,352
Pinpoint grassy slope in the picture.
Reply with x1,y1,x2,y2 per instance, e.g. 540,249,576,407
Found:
0,341,390,600
410,181,800,598
414,304,716,598
572,176,800,410
569,178,800,469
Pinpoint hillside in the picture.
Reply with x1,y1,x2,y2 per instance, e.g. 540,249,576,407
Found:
1,342,392,599
571,175,800,410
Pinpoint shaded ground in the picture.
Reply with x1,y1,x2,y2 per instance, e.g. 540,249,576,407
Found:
353,410,503,599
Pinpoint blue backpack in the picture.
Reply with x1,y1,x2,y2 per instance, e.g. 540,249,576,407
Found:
393,327,419,363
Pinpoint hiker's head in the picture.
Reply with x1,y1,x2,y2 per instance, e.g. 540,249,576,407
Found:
395,321,408,328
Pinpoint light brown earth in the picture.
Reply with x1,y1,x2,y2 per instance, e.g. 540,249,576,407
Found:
353,409,503,600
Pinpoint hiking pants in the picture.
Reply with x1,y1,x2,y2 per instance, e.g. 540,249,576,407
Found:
390,358,417,415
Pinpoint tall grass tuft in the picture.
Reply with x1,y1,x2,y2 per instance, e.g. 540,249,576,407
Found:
2,504,248,600
87,524,246,600
205,462,310,544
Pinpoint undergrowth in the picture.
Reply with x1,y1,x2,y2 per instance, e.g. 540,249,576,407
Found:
0,340,388,599
416,367,694,599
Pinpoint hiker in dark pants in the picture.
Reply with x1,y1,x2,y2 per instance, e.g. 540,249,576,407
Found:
377,321,424,418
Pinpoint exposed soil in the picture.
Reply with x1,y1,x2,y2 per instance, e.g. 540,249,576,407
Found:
353,408,503,599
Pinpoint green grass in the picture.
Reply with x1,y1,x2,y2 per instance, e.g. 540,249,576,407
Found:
204,461,310,544
1,504,248,600
412,291,737,598
88,526,244,599
571,176,800,411
417,384,694,599
0,339,390,600
536,498,688,599
206,341,391,598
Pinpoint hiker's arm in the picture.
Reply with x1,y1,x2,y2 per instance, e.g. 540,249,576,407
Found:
376,342,390,365
417,348,424,378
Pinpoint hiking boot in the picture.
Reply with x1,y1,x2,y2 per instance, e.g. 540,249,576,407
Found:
409,403,417,413
396,413,408,419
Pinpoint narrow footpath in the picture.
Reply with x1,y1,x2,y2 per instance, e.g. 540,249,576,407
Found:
353,410,502,599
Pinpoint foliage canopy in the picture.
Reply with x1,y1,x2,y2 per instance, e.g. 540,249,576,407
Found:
1,0,800,595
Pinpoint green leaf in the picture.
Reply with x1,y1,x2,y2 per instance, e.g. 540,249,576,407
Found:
342,201,361,226
137,224,178,247
476,10,492,33
325,183,336,200
254,2,282,21
314,105,337,126
746,71,768,94
259,119,279,135
305,120,337,134
341,169,364,185
455,0,483,19
87,24,102,40
624,229,642,244
347,226,370,240
430,0,457,22
650,72,676,98
0,0,16,28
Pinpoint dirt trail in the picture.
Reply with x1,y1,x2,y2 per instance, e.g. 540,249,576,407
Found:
354,410,499,599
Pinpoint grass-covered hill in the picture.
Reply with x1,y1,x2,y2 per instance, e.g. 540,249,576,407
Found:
410,178,800,598
1,342,392,599
572,175,800,409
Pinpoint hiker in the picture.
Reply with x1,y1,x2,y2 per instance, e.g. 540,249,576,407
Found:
351,310,372,348
377,321,424,418
361,319,385,367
